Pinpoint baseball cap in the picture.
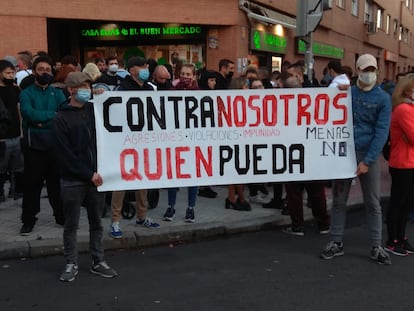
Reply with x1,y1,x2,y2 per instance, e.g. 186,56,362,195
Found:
127,56,147,69
356,54,377,70
65,72,91,87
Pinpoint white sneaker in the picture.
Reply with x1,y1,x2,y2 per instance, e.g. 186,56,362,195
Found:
110,222,123,239
249,194,271,204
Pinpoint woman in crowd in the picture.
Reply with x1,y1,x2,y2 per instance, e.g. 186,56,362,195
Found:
163,64,200,222
385,73,414,256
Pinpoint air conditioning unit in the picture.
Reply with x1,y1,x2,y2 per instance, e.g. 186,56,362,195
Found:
367,21,377,34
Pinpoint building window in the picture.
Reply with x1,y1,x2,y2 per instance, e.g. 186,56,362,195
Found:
376,8,383,29
337,0,345,9
386,15,391,34
393,19,398,38
351,0,358,16
364,0,373,22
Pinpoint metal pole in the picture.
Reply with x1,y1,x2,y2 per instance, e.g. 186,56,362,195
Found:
304,32,314,84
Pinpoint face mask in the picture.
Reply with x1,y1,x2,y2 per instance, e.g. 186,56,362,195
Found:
108,64,119,73
179,77,193,88
138,68,150,81
358,71,377,85
2,78,15,86
75,88,91,104
35,73,54,85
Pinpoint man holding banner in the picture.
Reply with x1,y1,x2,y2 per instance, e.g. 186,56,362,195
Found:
320,54,392,265
54,72,117,282
110,56,159,239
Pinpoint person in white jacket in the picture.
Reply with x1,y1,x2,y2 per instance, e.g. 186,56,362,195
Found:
327,60,350,88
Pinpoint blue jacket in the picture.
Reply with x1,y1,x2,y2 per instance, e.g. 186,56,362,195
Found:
351,85,391,165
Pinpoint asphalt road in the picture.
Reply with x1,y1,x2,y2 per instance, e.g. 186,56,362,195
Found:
1,208,414,311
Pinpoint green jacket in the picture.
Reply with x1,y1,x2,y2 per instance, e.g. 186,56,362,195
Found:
20,83,67,133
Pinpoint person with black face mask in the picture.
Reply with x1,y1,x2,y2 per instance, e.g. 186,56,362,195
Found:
19,56,67,236
151,65,173,90
215,58,235,90
0,59,24,203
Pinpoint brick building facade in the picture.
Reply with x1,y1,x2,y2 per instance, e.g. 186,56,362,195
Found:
1,0,414,81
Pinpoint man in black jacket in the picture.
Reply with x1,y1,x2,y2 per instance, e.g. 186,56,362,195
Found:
53,72,117,282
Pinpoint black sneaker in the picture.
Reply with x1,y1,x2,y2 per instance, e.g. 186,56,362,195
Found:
185,208,195,223
370,246,392,265
20,223,34,236
59,263,79,282
403,239,414,254
262,198,283,209
163,207,175,221
198,187,217,198
90,261,118,278
282,226,304,236
385,241,408,257
320,241,344,260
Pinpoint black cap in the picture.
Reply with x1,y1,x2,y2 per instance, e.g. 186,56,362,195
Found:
127,56,147,69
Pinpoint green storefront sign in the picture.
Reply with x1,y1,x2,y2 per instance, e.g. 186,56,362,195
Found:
80,23,205,41
250,30,287,54
298,40,344,59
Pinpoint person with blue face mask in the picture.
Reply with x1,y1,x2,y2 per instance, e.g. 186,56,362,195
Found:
53,72,118,282
109,55,159,240
118,56,156,91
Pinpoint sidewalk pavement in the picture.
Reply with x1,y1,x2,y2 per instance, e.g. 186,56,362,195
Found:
0,159,391,260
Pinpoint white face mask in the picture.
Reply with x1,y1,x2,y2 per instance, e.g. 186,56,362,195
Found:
358,71,377,85
108,64,119,73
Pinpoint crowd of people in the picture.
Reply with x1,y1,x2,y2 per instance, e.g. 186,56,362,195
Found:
2,49,414,282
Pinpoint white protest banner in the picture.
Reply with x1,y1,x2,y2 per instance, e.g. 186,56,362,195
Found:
92,88,356,191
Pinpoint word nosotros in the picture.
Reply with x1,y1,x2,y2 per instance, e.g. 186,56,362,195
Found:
102,92,349,132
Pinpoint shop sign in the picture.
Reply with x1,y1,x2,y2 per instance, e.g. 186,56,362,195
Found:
80,23,205,41
384,50,398,62
298,40,344,59
250,30,287,54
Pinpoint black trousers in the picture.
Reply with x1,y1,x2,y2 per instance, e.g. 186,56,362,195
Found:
21,147,63,225
387,167,414,243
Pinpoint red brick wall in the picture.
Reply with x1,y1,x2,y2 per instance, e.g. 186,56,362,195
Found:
0,16,47,57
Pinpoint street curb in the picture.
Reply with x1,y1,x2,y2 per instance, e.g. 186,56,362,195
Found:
0,199,389,260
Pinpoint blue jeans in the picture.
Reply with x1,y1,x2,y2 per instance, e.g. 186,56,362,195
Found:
61,179,105,264
330,153,383,247
168,187,198,207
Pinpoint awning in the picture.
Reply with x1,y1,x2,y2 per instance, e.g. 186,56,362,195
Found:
239,0,296,29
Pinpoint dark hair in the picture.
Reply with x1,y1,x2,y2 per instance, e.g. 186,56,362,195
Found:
327,60,343,74
105,56,118,65
0,59,15,72
61,55,78,66
32,55,53,70
218,59,234,71
95,57,105,64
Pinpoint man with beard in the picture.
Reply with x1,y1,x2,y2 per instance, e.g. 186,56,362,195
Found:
151,65,173,90
215,58,235,90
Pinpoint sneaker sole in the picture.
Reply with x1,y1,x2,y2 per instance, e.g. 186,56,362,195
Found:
384,247,408,257
185,219,195,223
90,269,117,278
110,233,123,239
282,228,304,236
20,232,32,236
60,270,79,282
163,217,174,221
320,251,344,260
